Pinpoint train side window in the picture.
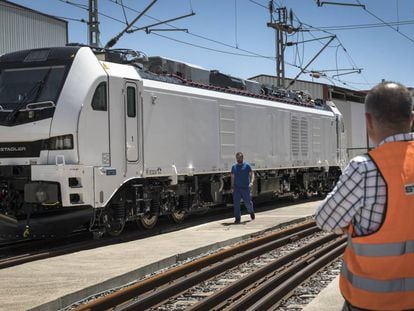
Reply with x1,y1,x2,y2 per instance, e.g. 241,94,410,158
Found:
127,86,136,117
91,82,107,111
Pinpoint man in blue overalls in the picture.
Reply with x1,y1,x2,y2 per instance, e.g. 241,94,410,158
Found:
231,152,255,224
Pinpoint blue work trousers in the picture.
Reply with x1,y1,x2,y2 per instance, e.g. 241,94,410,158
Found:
232,187,254,221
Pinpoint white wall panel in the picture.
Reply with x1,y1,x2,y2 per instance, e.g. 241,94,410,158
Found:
334,99,369,158
0,1,67,55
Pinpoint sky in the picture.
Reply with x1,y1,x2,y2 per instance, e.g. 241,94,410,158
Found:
8,0,414,90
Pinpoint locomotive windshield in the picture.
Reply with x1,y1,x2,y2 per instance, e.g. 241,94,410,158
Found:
0,65,66,125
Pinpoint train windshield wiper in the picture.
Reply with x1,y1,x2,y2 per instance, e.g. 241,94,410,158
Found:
5,68,53,124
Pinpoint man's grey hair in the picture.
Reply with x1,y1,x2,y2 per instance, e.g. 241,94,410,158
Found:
365,81,412,127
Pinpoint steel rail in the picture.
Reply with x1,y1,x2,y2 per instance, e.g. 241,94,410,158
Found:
221,237,346,310
187,234,344,311
75,221,317,311
245,242,346,311
115,226,320,310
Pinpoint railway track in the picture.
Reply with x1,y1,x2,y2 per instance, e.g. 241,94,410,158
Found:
0,200,312,270
72,221,345,311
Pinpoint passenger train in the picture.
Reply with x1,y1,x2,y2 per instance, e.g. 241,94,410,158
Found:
0,46,346,240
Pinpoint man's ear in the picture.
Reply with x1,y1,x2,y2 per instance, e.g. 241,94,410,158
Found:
365,112,374,130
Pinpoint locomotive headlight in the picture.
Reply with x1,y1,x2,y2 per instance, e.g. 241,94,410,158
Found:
48,134,74,150
25,182,59,204
35,190,47,202
63,136,73,149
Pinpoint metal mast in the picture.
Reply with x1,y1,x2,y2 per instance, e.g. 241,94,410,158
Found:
88,0,101,47
267,3,289,88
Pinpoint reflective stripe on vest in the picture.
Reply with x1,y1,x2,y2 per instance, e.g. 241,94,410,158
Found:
342,261,414,293
348,236,414,257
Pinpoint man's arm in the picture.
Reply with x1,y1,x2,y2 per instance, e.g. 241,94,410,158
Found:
249,170,254,187
316,159,364,234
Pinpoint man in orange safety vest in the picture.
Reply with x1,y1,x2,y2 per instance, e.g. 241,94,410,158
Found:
316,81,414,310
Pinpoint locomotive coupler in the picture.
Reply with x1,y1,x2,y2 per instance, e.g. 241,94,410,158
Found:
23,225,31,238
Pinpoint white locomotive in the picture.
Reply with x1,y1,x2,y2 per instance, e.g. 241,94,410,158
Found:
0,46,346,240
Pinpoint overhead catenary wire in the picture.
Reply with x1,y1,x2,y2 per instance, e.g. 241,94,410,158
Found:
151,32,274,59
293,20,365,87
234,0,239,48
58,0,368,88
396,0,399,31
59,0,282,61
247,0,268,10
104,0,259,51
105,0,255,53
101,0,306,69
302,19,414,31
355,0,414,44
57,0,88,10
248,0,367,88
57,0,131,25
293,17,368,85
119,0,129,25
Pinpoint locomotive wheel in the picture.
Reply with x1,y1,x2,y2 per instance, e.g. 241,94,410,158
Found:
291,192,300,201
318,191,327,198
139,213,158,229
169,209,185,224
103,211,125,237
305,190,314,199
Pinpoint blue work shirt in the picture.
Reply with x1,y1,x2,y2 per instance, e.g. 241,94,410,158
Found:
231,162,252,188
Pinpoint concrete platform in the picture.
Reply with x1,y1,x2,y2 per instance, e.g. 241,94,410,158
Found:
0,200,343,311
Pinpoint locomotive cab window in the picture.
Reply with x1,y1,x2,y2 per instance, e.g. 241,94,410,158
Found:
127,86,136,117
91,82,107,111
0,65,67,126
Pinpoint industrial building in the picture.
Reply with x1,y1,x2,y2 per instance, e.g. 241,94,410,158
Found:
0,0,67,55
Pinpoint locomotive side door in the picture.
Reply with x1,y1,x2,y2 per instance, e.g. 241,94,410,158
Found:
124,81,140,163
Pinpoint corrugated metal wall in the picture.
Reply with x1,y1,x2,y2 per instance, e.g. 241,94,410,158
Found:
334,99,369,158
250,75,325,100
0,1,67,55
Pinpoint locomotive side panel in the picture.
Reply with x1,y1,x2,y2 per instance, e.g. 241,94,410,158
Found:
142,86,220,176
141,81,340,178
321,116,338,165
235,104,269,169
271,109,291,167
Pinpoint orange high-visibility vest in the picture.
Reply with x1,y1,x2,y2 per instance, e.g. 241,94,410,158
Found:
340,141,414,310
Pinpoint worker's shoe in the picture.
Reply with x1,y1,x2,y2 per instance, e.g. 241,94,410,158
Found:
234,219,241,224
250,212,255,220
